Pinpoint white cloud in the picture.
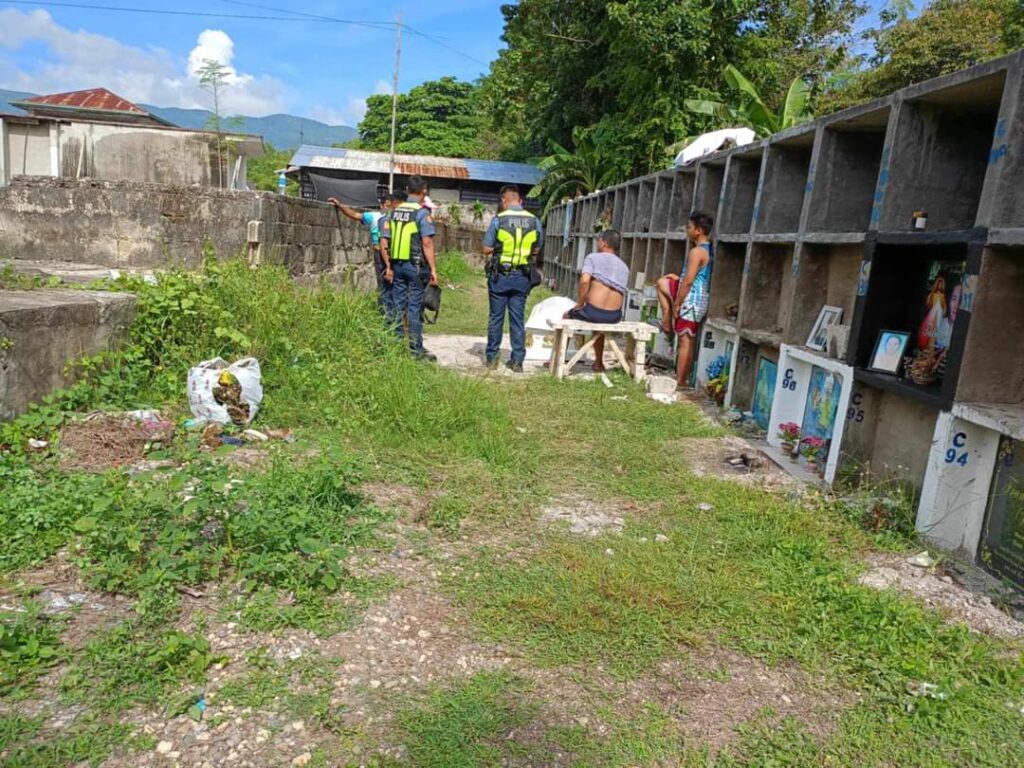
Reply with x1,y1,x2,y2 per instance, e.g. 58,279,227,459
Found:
0,9,286,116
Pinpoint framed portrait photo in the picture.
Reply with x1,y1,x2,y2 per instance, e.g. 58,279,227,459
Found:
807,305,843,351
869,330,911,375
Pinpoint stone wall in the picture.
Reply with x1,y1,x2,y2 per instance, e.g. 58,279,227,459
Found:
0,177,487,283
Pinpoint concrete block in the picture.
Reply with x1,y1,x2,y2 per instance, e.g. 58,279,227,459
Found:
0,289,136,419
916,411,1001,557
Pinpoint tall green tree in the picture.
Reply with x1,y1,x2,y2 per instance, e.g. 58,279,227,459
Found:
356,77,490,158
824,0,1024,109
528,127,619,214
197,59,231,189
247,144,298,195
481,0,865,179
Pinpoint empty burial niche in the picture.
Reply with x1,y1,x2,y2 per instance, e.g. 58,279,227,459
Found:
839,383,939,490
741,243,795,338
644,238,666,286
664,239,688,278
788,243,863,346
650,174,673,232
623,185,639,233
756,135,814,234
957,246,1024,405
882,71,1006,231
635,179,657,233
708,241,745,324
612,188,626,230
667,171,696,230
853,243,968,400
694,163,725,218
807,110,888,233
720,153,762,234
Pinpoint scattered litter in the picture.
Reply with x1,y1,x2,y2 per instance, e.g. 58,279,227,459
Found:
605,548,615,556
189,697,207,721
516,427,527,433
27,438,48,450
655,533,669,543
264,428,296,443
220,436,245,447
177,585,205,599
600,373,613,388
243,429,269,442
697,503,714,512
610,395,629,401
908,551,938,568
906,680,948,700
187,357,263,426
726,452,766,471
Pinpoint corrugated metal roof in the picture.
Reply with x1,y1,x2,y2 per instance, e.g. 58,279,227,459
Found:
289,145,544,186
21,88,147,114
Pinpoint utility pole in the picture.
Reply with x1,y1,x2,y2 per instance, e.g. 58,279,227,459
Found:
388,11,402,193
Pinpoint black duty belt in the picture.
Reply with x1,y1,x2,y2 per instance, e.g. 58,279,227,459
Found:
496,264,530,275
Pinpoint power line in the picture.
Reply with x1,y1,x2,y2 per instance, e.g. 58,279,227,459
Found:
217,0,393,32
222,0,489,66
6,0,491,68
2,0,386,25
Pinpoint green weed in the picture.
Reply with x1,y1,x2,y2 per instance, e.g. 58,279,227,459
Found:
0,602,63,696
0,714,143,768
61,620,223,713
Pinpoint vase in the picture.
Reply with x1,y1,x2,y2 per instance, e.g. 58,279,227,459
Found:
806,460,818,472
781,443,792,455
789,450,799,463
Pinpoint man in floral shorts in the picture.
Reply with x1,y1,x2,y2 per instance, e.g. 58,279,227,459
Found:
655,213,713,388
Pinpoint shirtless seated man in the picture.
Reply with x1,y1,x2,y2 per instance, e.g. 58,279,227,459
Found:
563,229,630,372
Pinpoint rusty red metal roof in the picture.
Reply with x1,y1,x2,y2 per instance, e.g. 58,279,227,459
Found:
21,88,147,114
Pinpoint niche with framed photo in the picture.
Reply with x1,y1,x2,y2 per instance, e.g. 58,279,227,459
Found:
869,330,911,375
806,305,843,352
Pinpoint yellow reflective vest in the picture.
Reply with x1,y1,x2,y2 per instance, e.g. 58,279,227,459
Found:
495,209,539,267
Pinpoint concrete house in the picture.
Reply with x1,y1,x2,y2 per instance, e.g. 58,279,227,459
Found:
0,87,263,189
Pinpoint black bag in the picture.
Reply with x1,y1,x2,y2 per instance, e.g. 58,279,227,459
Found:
529,267,543,289
422,283,442,324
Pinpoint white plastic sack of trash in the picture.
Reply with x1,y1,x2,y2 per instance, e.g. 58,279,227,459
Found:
187,357,263,425
524,296,579,361
673,128,756,167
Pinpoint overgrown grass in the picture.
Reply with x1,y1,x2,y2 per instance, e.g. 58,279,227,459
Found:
425,251,554,337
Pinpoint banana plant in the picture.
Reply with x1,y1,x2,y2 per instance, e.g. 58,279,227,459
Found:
685,65,812,138
528,127,618,215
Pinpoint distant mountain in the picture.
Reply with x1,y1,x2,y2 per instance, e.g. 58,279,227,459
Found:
0,88,356,152
143,106,357,150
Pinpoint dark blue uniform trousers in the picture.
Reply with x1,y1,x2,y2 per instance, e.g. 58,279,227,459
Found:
486,271,531,365
391,260,426,354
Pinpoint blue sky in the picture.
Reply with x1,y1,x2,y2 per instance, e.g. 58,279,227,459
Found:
0,1,895,126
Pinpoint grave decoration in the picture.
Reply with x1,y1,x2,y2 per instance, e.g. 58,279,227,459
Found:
869,329,910,375
980,437,1024,590
906,259,964,385
807,305,843,351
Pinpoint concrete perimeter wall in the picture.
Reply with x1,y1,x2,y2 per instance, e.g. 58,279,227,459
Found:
0,176,487,283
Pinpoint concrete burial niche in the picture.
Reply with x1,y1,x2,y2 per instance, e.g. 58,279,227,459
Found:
728,338,778,415
738,242,795,342
635,178,656,233
719,149,763,236
787,243,862,346
693,161,725,219
767,345,854,484
622,184,639,233
880,70,1006,232
755,132,814,235
808,107,889,234
986,60,1024,234
956,246,1024,406
850,240,977,408
707,241,745,325
666,171,695,231
839,384,939,490
695,319,738,392
651,173,673,232
644,238,665,288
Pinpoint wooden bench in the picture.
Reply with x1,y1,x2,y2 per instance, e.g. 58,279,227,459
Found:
546,318,656,382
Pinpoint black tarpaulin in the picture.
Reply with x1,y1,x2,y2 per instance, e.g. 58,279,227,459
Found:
308,174,380,207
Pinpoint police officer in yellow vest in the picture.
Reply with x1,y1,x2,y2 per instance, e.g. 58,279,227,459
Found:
380,175,439,359
482,185,544,372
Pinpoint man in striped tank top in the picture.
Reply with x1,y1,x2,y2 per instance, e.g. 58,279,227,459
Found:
656,213,714,389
